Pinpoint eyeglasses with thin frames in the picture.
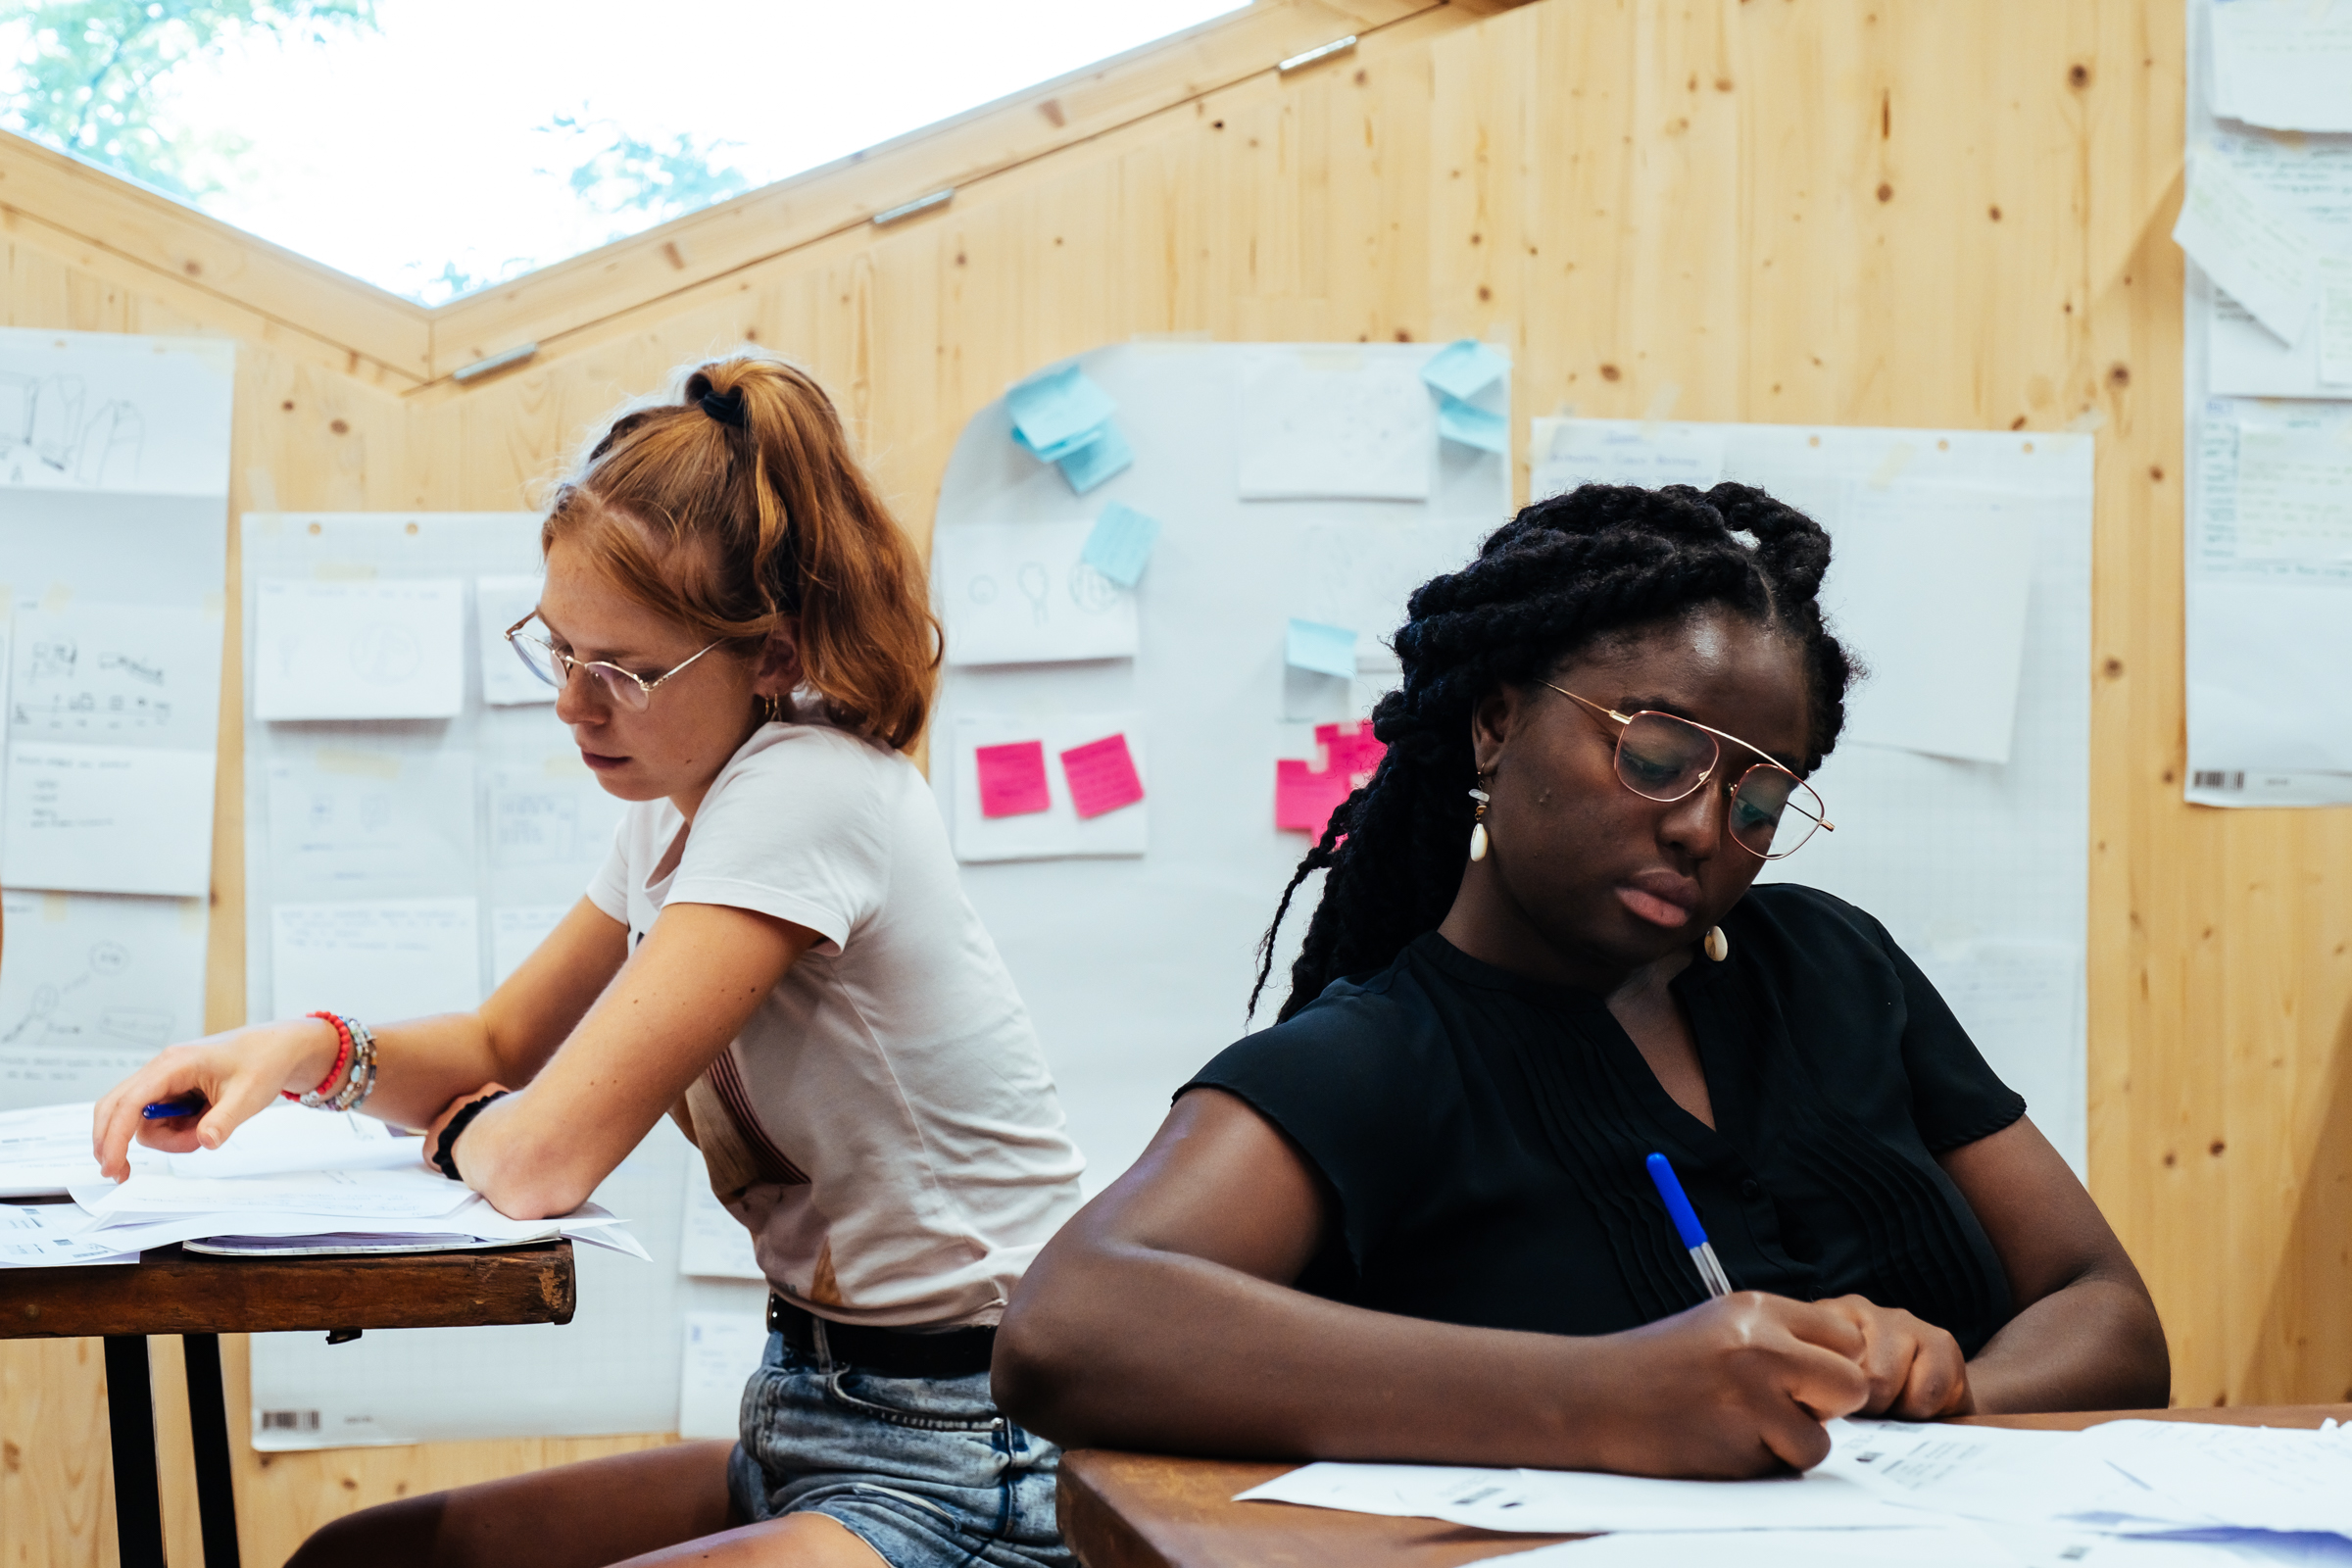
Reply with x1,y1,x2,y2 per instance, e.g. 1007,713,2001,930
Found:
1542,682,1834,860
505,613,726,712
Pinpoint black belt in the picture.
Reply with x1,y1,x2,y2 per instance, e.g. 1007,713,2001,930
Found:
767,1295,997,1379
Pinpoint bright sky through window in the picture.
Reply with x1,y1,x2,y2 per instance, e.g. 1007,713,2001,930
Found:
1,0,1248,304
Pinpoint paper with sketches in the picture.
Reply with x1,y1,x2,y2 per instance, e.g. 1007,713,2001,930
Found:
677,1310,767,1440
267,749,476,900
1822,484,2039,764
933,522,1140,665
490,905,567,986
488,762,624,874
677,1172,763,1280
953,714,1147,862
253,577,466,721
2175,151,2326,344
975,740,1053,818
1237,349,1434,501
1082,502,1162,588
271,898,482,1023
1419,339,1510,402
0,328,234,495
1058,734,1146,819
0,891,207,1113
1,742,216,896
1533,421,1725,499
475,574,551,706
2211,0,2352,134
8,601,223,751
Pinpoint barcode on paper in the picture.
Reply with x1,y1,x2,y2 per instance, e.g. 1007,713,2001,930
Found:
2192,770,2245,791
260,1410,321,1433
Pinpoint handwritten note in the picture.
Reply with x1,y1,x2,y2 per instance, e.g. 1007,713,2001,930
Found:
9,601,222,751
933,521,1141,665
2174,151,2325,345
676,1310,768,1440
271,898,482,1023
1238,349,1434,501
1419,339,1510,402
1081,502,1162,587
2232,424,2352,563
1058,734,1145,819
254,578,466,721
975,741,1053,818
1286,619,1358,679
475,574,551,706
0,742,215,897
1534,421,1726,500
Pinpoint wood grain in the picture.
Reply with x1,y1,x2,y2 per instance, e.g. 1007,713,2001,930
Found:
0,1244,576,1341
7,0,2352,1563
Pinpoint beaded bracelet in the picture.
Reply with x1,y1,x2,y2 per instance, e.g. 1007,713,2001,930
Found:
284,1011,353,1106
327,1016,378,1113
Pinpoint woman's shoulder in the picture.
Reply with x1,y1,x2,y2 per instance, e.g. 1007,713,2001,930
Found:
1729,880,1898,959
1192,945,1449,1088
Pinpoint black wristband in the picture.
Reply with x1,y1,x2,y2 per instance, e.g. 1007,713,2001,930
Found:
432,1091,510,1181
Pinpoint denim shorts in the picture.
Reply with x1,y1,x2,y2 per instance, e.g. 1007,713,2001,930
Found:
726,1326,1074,1568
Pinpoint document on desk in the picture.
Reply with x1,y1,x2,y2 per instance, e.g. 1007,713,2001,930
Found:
0,1100,410,1197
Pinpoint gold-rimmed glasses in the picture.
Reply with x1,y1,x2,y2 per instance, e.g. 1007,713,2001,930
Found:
1543,683,1834,859
505,613,726,712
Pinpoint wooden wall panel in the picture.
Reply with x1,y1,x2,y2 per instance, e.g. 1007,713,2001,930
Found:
10,1,2352,1563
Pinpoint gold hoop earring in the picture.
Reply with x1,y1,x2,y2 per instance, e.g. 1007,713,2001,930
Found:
1703,925,1729,962
1467,776,1492,862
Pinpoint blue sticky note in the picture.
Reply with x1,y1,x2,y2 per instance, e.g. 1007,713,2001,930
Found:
1420,339,1510,402
1007,365,1118,463
1056,420,1134,494
1083,502,1162,588
1286,618,1357,679
1437,395,1508,455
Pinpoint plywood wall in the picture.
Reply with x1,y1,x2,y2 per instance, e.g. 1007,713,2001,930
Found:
8,0,2348,1562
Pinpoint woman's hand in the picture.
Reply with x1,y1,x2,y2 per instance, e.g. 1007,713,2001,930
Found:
91,1017,344,1180
1814,1295,1973,1419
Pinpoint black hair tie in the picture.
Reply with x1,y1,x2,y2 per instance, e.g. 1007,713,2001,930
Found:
700,385,747,428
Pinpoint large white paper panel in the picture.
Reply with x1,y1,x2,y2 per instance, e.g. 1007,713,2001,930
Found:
270,898,482,1024
0,890,207,1111
951,714,1148,863
1236,347,1435,501
253,577,466,721
0,328,234,496
1,742,216,897
933,521,1139,665
476,573,552,706
8,601,224,751
266,749,476,900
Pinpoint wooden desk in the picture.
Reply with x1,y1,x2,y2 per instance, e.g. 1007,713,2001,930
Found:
1060,1403,2352,1568
1,1241,576,1568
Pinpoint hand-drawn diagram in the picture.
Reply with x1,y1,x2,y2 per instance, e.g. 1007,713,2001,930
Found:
0,893,206,1100
0,372,146,489
8,603,220,750
253,578,466,721
932,521,1140,665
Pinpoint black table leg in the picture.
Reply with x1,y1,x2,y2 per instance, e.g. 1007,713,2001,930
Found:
183,1333,242,1568
102,1335,166,1568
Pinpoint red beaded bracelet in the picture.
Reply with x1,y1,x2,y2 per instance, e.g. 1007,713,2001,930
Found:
284,1010,353,1103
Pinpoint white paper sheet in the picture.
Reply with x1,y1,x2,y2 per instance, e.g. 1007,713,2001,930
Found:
1912,941,2086,1176
2194,135,2352,396
476,573,552,706
1,742,216,896
2212,0,2352,134
270,898,483,1023
2231,424,2352,564
0,328,234,496
1533,421,1725,497
252,577,466,721
1236,347,1436,501
1823,483,2039,764
932,521,1140,666
8,601,224,751
2175,150,2328,345
490,905,568,986
0,1101,404,1197
0,1205,139,1267
1479,1525,2035,1567
487,761,625,875
75,1164,475,1222
0,890,207,1113
950,714,1149,863
266,748,477,900
677,1169,763,1280
676,1309,767,1440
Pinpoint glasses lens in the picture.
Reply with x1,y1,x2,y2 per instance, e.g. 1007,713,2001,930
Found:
511,632,561,689
588,663,654,711
1614,712,1718,802
1729,765,1826,858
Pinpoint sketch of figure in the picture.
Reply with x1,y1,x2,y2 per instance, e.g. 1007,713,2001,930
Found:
0,371,146,486
1018,562,1052,625
1067,563,1120,614
967,574,999,606
349,622,423,683
73,401,143,487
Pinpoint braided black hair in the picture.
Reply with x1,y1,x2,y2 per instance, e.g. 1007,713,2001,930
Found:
1250,481,1858,1023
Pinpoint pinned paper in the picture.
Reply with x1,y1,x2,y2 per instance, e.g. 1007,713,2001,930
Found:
2212,0,2352,134
253,577,466,721
1420,339,1510,402
1007,365,1119,462
1436,397,1508,454
2173,151,2325,345
476,574,550,706
933,521,1140,665
1056,419,1134,494
1275,760,1356,837
975,740,1052,818
1237,349,1434,501
1058,733,1145,819
1082,502,1161,587
1316,719,1386,779
1286,619,1357,680
2322,257,2352,388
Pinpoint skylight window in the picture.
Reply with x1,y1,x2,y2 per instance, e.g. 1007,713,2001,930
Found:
1,0,1249,304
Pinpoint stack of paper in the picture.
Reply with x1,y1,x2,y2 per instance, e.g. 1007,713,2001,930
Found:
0,1101,643,1266
1241,1417,2352,1565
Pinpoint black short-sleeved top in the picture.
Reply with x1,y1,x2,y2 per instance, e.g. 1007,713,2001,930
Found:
1186,883,2028,1355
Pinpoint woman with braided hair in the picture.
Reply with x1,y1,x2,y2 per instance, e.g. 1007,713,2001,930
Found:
995,482,2167,1477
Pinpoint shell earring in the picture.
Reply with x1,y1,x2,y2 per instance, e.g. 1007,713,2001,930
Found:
1467,779,1492,862
1703,925,1730,962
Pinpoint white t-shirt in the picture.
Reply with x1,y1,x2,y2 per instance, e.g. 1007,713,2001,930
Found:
586,721,1085,1328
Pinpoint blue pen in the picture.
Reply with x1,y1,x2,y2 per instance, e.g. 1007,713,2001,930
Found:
1645,1152,1735,1298
142,1094,207,1120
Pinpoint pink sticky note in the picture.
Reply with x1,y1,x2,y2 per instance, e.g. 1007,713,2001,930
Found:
1275,759,1357,836
1315,720,1387,782
1059,733,1146,819
976,740,1053,818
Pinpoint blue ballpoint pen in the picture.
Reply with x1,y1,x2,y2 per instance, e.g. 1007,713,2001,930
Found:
142,1094,208,1120
1645,1152,1735,1298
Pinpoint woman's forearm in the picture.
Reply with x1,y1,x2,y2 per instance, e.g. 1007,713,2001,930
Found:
1965,1268,2171,1413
